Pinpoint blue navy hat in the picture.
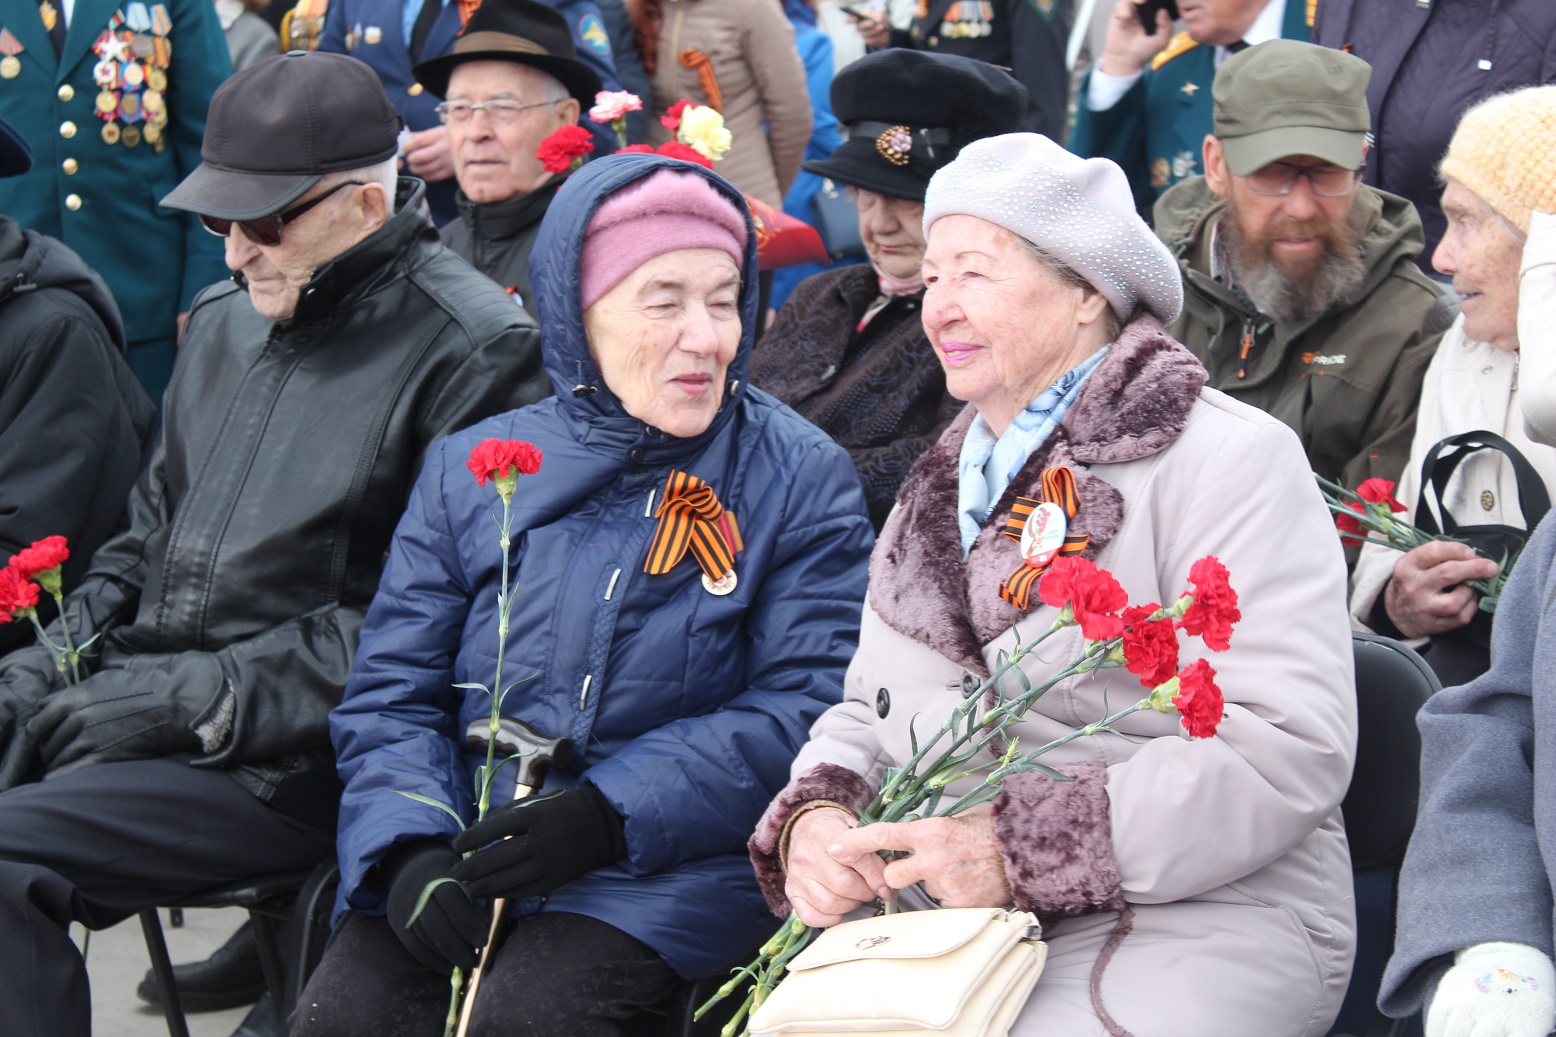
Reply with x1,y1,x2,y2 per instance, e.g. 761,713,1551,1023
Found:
0,114,32,178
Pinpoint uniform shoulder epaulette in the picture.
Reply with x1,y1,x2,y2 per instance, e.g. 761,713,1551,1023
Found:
1150,31,1199,72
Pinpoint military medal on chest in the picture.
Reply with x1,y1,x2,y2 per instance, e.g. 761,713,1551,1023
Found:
644,470,745,597
0,29,22,80
90,2,172,152
998,467,1093,610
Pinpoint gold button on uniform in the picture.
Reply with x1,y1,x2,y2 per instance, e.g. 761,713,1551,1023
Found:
60,120,77,139
928,35,939,45
65,194,82,211
62,158,78,174
57,84,74,101
407,82,423,96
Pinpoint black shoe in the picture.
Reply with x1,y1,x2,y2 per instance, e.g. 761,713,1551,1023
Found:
230,992,284,1037
136,920,266,1014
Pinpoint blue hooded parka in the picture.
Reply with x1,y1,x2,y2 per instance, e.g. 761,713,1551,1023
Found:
329,153,874,977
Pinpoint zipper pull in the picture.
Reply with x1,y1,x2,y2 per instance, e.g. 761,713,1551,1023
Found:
1236,324,1253,380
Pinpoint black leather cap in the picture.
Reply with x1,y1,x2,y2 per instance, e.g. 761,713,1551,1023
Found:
413,0,603,105
160,51,401,221
805,50,1027,201
0,114,31,178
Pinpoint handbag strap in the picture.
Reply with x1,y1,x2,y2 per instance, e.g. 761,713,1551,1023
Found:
1415,430,1552,535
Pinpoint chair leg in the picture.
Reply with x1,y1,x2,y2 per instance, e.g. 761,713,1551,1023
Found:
138,908,192,1037
250,909,289,1010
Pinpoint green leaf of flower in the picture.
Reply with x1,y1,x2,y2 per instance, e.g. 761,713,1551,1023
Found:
394,790,467,830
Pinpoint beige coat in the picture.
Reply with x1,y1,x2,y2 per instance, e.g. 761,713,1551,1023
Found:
641,0,811,207
752,322,1358,1036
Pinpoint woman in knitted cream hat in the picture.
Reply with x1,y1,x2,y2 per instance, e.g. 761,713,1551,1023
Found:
752,133,1358,1036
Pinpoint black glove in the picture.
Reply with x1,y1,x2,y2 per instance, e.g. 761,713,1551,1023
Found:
0,644,69,788
451,785,626,900
384,841,489,975
22,653,225,778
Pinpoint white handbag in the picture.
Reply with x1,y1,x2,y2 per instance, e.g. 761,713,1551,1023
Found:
747,906,1047,1035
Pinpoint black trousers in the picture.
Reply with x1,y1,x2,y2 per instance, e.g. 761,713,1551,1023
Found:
0,755,335,1037
293,909,679,1037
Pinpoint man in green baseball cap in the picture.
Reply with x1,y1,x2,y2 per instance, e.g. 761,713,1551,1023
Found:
1152,38,1453,491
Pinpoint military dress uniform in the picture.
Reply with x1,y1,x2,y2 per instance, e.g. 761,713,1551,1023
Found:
1067,0,1309,215
886,0,1069,140
0,0,231,400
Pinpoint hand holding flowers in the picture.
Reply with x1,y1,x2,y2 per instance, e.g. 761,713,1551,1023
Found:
0,535,90,683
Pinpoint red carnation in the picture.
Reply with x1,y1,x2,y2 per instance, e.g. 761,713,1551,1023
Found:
655,141,714,170
467,439,543,487
618,143,656,155
1121,603,1180,689
1179,555,1241,652
1335,501,1367,544
536,125,596,174
0,565,40,622
1172,659,1225,739
1037,557,1128,641
1356,478,1408,513
10,535,69,581
661,99,692,131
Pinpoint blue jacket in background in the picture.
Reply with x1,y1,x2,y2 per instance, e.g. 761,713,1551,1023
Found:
329,153,874,977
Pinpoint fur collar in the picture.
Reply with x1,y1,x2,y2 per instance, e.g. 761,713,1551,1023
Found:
868,316,1207,675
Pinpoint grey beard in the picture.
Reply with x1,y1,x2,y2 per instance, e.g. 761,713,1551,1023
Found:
1217,207,1370,324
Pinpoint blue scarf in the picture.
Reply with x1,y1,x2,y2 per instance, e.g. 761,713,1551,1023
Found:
956,348,1109,556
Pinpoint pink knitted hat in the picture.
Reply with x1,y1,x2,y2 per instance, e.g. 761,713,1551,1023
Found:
579,168,749,310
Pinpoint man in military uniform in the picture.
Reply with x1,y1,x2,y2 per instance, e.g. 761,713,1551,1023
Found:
851,0,1069,140
0,0,231,400
1068,0,1308,216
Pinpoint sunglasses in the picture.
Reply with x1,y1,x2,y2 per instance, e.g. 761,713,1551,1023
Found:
199,181,367,247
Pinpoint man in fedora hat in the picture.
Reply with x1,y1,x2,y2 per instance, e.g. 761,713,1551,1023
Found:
415,0,601,318
1151,39,1451,490
0,52,545,1037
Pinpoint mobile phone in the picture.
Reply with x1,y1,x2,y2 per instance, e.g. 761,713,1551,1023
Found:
841,3,876,18
1135,0,1178,32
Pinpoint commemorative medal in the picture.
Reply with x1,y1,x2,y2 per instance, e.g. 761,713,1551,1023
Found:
0,29,22,79
141,88,163,116
143,121,160,144
363,25,380,43
119,91,139,119
702,570,738,596
0,56,18,79
101,121,120,144
122,60,143,87
131,32,152,58
1018,501,1068,570
96,89,118,114
150,3,171,35
38,1,56,30
121,123,141,147
125,2,151,30
147,66,166,91
94,56,118,86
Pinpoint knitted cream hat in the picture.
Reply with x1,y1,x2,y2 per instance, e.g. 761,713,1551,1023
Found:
1440,85,1556,235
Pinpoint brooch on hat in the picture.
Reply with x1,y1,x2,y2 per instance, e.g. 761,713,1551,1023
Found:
875,125,912,167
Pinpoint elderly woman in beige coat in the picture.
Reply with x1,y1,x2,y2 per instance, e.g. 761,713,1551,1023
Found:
749,133,1359,1036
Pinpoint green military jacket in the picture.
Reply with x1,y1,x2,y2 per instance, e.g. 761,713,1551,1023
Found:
1153,177,1453,489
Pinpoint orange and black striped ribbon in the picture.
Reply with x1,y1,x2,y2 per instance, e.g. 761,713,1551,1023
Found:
998,467,1090,610
678,49,724,113
645,470,743,581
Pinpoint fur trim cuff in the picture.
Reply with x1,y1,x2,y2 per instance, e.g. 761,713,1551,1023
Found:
749,763,875,916
991,761,1125,921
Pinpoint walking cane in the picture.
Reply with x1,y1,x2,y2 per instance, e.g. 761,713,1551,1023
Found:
455,716,575,1037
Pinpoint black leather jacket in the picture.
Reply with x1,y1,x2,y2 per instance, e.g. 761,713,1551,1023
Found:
0,180,549,819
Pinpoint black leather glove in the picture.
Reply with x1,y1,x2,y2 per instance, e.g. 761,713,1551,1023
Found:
22,653,225,778
451,785,626,900
0,644,68,787
384,841,489,975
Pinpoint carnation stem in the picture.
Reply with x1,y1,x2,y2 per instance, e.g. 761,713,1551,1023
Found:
51,593,81,685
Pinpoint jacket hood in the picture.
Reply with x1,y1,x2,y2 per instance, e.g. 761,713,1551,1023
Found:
530,154,760,465
1154,176,1428,324
0,216,127,352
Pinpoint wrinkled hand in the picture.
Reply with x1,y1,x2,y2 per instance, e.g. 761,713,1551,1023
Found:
1385,541,1500,639
784,806,889,928
1426,942,1556,1037
385,841,489,975
451,785,625,900
402,126,454,182
829,807,1010,909
1098,0,1174,78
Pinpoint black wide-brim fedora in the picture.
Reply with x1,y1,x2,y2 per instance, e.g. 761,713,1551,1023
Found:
413,0,603,105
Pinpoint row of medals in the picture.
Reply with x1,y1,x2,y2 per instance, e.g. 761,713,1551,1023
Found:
95,29,171,150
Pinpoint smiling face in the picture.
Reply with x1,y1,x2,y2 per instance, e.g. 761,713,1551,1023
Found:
1176,0,1271,46
583,248,743,437
920,215,1112,436
855,189,927,282
446,61,580,205
1434,179,1524,351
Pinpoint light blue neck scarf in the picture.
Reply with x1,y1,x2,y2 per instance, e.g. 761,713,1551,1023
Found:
956,347,1109,557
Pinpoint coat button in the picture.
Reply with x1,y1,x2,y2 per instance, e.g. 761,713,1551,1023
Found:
60,121,77,139
62,158,78,175
928,35,939,45
407,83,424,96
961,673,980,699
57,84,74,101
65,194,82,211
628,447,644,462
875,687,890,718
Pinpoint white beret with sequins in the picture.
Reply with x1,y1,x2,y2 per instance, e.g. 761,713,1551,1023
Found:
923,133,1184,324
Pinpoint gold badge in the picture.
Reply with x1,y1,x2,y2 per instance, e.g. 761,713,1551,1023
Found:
1180,81,1199,96
96,89,118,113
122,124,141,147
141,89,163,115
143,122,160,144
1482,490,1495,511
123,61,144,87
147,67,166,91
39,0,57,30
0,55,18,79
874,124,912,167
1150,156,1171,188
101,121,120,145
119,92,140,119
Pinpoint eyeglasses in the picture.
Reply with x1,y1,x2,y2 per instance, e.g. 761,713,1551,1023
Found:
435,99,561,124
199,181,366,247
1243,162,1363,198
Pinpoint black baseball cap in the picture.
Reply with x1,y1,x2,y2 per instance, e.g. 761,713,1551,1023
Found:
413,0,603,106
161,51,401,221
0,114,31,178
805,50,1027,201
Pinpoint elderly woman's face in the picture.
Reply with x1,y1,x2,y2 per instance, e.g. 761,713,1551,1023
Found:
583,248,742,437
921,215,1105,432
856,189,927,282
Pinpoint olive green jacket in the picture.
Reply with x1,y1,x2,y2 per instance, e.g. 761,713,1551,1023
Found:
1153,177,1454,488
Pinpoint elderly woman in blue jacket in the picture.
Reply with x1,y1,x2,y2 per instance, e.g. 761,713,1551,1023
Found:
295,153,874,1036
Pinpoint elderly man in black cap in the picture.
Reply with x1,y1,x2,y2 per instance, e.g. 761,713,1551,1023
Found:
416,0,601,319
750,49,1026,530
0,51,545,1037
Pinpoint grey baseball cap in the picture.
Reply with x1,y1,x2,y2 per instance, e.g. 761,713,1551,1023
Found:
1213,39,1372,177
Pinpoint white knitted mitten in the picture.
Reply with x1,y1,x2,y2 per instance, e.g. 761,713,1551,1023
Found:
1426,942,1556,1037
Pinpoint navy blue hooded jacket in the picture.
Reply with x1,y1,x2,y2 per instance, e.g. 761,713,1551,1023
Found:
329,153,874,977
